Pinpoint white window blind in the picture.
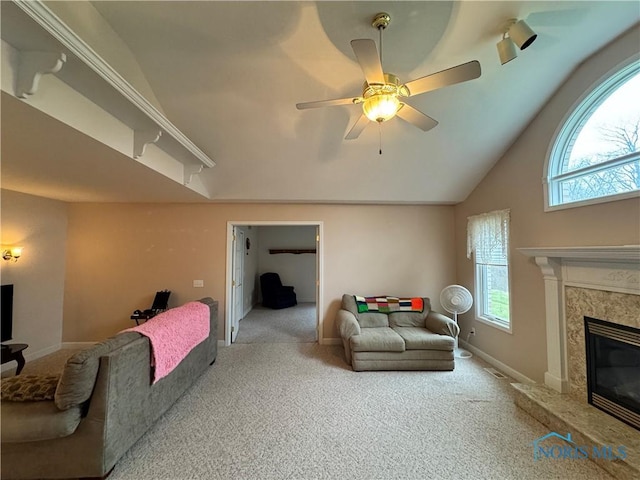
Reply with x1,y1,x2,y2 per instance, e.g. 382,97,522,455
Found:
467,209,510,265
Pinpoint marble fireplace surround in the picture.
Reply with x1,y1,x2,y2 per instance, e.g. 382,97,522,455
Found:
518,245,640,395
515,246,640,478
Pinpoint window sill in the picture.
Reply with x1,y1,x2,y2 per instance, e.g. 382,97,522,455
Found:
545,190,640,212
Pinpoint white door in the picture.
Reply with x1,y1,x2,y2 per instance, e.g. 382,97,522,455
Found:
231,228,244,343
315,226,320,342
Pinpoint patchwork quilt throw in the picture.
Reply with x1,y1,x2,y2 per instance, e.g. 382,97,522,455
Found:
355,296,424,314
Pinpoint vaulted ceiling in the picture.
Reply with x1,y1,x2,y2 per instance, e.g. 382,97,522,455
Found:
2,1,639,204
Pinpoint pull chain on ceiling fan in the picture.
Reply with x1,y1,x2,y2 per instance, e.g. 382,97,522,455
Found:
296,12,482,141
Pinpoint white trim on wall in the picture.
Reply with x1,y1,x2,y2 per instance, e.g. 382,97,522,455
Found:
518,245,640,393
61,342,97,348
0,343,61,373
459,339,536,385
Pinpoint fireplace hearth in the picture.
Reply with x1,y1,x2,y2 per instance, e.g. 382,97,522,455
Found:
585,316,640,430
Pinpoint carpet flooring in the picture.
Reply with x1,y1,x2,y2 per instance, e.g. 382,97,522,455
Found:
6,344,615,479
234,303,317,344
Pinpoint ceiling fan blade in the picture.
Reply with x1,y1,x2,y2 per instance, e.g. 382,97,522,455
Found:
396,104,438,132
351,39,385,85
296,97,358,110
403,60,481,97
345,114,370,140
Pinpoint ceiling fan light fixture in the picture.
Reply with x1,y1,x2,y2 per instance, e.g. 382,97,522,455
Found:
361,72,404,123
363,93,400,123
297,11,482,141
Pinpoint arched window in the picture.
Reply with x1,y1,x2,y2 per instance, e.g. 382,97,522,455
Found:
546,60,640,210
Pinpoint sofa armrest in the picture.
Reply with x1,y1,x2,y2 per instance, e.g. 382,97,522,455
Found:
336,309,360,366
336,309,361,339
425,311,460,338
1,400,82,443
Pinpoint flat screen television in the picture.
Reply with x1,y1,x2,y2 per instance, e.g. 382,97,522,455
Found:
1,284,14,343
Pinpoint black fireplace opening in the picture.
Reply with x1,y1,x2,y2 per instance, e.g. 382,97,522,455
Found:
584,316,640,431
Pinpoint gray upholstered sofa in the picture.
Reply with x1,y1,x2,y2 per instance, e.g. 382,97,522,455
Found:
336,294,459,371
0,297,218,480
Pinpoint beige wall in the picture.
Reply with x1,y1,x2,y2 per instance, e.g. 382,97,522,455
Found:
64,203,455,343
258,225,317,303
454,26,640,383
0,190,68,361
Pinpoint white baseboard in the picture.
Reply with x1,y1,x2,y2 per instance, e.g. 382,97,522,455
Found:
1,343,61,373
27,344,61,360
61,342,97,349
459,339,536,385
216,338,340,347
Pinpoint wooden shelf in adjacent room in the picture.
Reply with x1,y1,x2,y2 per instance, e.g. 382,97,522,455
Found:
269,249,316,255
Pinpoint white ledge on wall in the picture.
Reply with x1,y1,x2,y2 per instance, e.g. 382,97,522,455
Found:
183,164,204,186
133,129,162,159
10,0,215,176
16,50,66,98
518,245,640,263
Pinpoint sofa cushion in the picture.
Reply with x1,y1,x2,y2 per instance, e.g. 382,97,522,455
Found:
1,399,82,443
55,332,141,411
392,327,455,351
1,374,60,402
350,328,405,353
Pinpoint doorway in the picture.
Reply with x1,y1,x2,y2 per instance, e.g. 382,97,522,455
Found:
225,221,323,346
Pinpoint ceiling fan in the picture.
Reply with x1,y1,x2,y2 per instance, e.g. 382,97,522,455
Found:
296,12,482,141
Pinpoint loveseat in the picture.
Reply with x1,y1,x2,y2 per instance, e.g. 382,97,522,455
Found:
0,297,218,480
336,294,459,371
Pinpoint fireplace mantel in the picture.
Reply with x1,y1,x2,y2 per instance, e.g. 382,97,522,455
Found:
518,245,640,262
519,245,640,393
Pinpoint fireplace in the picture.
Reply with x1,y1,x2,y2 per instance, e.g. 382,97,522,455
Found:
518,245,640,394
584,316,640,430
514,247,640,479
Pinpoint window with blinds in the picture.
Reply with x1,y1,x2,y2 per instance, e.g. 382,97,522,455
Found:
467,209,511,331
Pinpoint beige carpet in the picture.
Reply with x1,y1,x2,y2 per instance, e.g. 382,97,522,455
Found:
4,344,615,479
235,302,317,344
104,343,611,480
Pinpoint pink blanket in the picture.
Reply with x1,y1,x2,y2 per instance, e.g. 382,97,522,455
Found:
124,301,210,384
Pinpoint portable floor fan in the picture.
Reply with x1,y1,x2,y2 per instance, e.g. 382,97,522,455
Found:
440,284,473,358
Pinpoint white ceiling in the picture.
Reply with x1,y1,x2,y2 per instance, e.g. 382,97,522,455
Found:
2,1,639,204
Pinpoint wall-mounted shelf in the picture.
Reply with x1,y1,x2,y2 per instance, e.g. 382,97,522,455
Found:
4,0,214,194
269,249,316,255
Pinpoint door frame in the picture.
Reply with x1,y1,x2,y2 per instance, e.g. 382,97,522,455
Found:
230,227,244,343
224,220,324,347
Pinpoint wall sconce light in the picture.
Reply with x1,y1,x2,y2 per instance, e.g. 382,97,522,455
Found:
497,18,537,65
2,247,23,262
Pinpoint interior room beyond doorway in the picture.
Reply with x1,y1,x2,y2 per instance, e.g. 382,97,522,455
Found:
226,222,321,346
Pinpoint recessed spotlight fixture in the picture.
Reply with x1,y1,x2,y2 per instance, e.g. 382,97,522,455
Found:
497,18,537,65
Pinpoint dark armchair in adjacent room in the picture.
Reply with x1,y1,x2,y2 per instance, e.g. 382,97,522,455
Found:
260,272,297,309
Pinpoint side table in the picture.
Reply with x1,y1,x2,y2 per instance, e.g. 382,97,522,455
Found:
1,343,28,375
